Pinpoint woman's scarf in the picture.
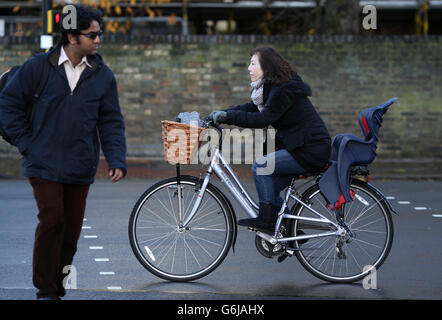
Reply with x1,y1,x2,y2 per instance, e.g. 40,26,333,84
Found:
251,78,264,112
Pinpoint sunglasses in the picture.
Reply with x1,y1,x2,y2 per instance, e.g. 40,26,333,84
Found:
79,30,103,40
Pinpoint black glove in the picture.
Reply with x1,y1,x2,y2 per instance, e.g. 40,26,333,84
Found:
207,111,220,121
211,111,227,125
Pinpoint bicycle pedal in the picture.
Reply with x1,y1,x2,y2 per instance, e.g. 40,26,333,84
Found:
277,253,290,263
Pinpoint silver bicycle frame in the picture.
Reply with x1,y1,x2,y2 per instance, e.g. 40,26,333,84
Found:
182,147,342,244
182,148,258,228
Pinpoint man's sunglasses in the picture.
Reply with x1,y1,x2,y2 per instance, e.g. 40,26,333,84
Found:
79,30,103,40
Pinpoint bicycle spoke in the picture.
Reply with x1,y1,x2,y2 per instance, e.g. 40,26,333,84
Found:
192,213,224,228
142,206,175,228
352,216,386,232
183,190,197,222
345,241,363,271
157,234,179,268
187,233,224,248
351,237,383,250
187,233,215,259
153,194,177,225
183,236,203,269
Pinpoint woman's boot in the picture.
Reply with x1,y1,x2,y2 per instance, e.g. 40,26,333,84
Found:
237,203,277,234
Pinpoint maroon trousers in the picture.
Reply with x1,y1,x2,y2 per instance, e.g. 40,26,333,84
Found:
29,178,90,299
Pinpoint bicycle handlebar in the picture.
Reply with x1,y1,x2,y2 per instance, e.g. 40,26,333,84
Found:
202,117,224,150
202,117,224,132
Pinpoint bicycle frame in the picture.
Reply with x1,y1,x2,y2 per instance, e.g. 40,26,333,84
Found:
181,147,343,246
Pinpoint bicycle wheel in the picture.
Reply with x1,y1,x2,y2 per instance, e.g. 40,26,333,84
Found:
129,176,234,281
292,179,394,283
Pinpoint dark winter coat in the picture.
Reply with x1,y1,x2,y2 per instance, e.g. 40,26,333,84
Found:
0,44,127,184
224,74,331,174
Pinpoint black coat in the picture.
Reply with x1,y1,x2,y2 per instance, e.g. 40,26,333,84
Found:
0,44,127,184
224,74,331,174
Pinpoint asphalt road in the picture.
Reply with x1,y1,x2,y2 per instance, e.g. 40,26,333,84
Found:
0,177,441,301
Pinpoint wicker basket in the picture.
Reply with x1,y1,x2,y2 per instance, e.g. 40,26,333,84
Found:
161,120,205,165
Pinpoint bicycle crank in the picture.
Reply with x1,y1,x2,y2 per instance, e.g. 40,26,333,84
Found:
254,235,285,258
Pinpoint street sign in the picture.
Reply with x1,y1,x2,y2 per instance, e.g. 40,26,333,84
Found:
40,35,53,49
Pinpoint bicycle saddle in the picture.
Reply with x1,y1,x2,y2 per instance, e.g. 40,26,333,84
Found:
318,97,398,210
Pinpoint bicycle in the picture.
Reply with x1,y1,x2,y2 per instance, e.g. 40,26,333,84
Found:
128,100,396,283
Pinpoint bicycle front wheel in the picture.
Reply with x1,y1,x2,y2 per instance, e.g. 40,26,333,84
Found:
292,179,394,283
129,176,234,281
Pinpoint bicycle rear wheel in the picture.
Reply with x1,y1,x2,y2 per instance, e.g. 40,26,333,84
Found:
292,179,394,283
129,176,234,281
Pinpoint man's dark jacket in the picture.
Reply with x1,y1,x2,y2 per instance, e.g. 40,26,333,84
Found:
224,74,331,174
0,44,127,184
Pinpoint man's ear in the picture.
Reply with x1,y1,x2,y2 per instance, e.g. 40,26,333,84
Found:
67,33,78,45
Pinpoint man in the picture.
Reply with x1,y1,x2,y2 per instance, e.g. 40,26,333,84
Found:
0,5,126,300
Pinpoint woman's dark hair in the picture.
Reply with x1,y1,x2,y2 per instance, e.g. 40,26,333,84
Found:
61,5,103,46
250,47,296,86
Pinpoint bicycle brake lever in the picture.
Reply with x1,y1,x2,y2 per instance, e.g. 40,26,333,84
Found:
203,117,224,131
214,123,224,131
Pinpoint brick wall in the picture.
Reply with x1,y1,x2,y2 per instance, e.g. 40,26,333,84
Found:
1,35,441,178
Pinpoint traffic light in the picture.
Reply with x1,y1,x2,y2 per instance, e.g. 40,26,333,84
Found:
47,9,62,34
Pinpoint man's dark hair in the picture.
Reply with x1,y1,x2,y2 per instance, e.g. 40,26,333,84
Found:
250,47,296,86
61,5,103,46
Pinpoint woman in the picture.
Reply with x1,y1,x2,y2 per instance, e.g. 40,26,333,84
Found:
209,46,331,234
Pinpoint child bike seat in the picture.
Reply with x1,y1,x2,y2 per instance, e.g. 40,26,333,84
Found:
318,97,398,210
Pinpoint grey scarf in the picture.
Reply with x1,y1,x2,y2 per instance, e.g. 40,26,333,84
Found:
251,78,264,112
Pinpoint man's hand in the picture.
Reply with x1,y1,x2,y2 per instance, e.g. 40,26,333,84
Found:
109,168,124,182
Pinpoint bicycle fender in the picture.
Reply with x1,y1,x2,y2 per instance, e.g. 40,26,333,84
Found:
365,182,399,215
217,188,238,255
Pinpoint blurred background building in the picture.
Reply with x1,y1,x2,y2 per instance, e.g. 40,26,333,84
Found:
0,0,441,38
1,1,441,179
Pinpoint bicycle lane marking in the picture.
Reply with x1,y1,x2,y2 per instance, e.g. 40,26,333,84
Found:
80,218,122,291
389,197,440,216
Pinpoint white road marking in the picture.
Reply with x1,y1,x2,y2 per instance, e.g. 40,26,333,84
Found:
84,235,98,239
386,196,395,200
397,201,411,204
89,246,103,250
82,226,91,229
100,272,115,275
107,286,122,290
414,207,427,210
432,214,442,218
94,258,109,262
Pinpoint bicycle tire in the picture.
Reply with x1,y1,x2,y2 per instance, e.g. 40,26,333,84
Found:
129,176,234,281
292,179,394,283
